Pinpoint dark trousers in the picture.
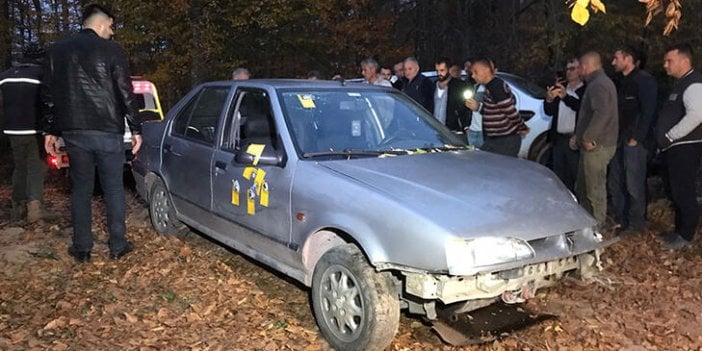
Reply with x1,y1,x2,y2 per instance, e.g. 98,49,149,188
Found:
607,141,648,230
63,131,127,254
665,143,702,241
9,134,46,202
482,134,521,157
551,134,579,192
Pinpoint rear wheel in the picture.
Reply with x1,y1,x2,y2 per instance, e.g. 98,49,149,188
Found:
311,244,400,351
149,179,183,235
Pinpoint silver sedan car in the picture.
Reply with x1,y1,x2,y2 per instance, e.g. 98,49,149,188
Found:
132,80,607,350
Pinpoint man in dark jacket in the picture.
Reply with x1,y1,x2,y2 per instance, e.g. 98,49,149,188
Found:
544,58,586,192
43,4,141,263
433,57,472,133
0,44,58,223
656,44,702,250
402,57,434,113
573,51,618,227
609,45,658,235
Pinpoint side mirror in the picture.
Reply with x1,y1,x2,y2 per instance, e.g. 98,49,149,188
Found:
235,144,286,167
138,110,162,122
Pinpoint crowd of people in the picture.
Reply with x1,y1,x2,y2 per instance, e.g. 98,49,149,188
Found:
341,46,702,251
1,3,701,264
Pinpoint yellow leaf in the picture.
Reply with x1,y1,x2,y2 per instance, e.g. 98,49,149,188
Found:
576,0,590,7
571,4,590,26
591,0,606,13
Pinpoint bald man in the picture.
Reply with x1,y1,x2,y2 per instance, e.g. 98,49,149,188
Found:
571,51,618,228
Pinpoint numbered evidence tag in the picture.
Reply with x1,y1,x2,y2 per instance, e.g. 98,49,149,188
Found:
231,179,240,206
253,169,266,195
247,186,256,215
243,166,256,180
260,182,269,207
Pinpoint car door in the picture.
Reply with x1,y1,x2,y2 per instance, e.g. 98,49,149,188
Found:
161,86,231,217
211,88,297,267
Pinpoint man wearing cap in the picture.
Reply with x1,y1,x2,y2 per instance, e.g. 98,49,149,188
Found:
0,44,59,223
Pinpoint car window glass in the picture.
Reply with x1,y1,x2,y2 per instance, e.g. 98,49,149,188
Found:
223,89,277,152
280,90,464,154
172,95,198,136
172,87,229,145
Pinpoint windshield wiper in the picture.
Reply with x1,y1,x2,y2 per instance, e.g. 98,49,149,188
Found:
303,149,410,159
415,145,467,152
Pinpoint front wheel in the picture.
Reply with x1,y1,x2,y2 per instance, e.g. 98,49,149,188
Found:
311,244,400,351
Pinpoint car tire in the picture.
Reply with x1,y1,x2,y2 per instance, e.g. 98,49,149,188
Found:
149,179,184,235
529,133,552,168
311,244,400,351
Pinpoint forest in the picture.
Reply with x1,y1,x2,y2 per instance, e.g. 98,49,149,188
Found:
0,0,699,108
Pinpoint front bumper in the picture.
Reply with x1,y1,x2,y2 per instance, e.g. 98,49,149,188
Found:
403,249,603,305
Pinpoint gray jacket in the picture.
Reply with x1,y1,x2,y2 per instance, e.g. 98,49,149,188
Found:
576,69,619,147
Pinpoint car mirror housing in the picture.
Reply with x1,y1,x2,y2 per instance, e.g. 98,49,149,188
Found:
234,145,286,167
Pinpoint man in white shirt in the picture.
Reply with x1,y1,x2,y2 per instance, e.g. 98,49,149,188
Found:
360,58,392,87
544,58,586,191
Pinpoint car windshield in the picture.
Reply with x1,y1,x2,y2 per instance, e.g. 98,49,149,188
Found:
279,89,465,157
497,73,546,99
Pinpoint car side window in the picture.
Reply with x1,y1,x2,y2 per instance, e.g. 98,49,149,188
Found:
172,87,230,145
223,89,278,152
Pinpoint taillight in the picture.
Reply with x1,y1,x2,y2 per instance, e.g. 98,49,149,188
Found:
48,155,59,169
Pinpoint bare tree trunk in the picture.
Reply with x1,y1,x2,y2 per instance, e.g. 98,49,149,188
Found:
1,0,11,68
31,0,42,44
61,0,69,33
189,0,205,86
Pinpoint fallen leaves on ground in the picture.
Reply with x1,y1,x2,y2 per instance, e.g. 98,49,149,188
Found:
1,169,701,350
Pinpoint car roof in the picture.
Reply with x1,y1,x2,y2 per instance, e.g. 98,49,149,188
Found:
200,79,392,91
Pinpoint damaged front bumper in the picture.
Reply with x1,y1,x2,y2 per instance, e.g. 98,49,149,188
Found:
403,249,604,306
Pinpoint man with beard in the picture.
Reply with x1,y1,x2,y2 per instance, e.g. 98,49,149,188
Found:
392,61,406,90
433,57,472,133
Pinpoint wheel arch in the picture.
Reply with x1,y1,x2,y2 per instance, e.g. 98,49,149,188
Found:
300,227,375,286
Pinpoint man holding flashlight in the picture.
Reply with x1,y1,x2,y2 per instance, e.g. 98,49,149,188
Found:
465,58,528,157
433,57,472,133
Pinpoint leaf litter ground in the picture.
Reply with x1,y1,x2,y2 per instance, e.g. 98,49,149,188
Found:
1,166,701,351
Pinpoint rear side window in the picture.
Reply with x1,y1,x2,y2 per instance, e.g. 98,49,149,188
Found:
171,87,230,145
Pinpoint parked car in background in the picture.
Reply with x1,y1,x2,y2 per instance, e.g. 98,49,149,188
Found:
132,79,608,350
48,79,164,169
417,70,551,164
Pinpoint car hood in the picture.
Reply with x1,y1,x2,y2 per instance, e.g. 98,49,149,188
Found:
318,150,595,241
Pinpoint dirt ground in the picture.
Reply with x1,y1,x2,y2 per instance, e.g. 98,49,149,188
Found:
1,163,702,351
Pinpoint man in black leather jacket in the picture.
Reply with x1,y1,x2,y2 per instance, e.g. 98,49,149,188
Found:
42,4,141,263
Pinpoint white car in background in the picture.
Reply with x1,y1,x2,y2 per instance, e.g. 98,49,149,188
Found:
419,70,551,163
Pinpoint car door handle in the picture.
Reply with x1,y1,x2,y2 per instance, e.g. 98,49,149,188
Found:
215,161,227,171
163,144,182,157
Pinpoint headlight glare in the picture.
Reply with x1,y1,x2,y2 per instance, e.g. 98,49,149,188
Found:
445,237,535,275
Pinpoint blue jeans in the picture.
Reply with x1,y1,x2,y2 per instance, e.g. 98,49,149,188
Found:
63,131,127,254
607,141,648,230
468,130,484,148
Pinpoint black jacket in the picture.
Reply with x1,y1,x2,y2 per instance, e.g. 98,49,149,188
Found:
0,63,43,135
615,68,658,143
543,83,586,141
442,78,473,132
403,74,434,113
42,29,140,136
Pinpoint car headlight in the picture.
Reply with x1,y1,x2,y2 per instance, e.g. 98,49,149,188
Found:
445,237,535,276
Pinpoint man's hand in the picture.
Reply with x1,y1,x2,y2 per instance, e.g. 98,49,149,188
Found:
582,140,596,151
627,138,638,147
517,126,530,136
545,86,558,102
44,135,59,157
569,136,578,151
131,134,143,155
465,98,480,111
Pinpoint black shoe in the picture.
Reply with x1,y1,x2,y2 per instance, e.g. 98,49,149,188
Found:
68,247,91,263
110,242,134,260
